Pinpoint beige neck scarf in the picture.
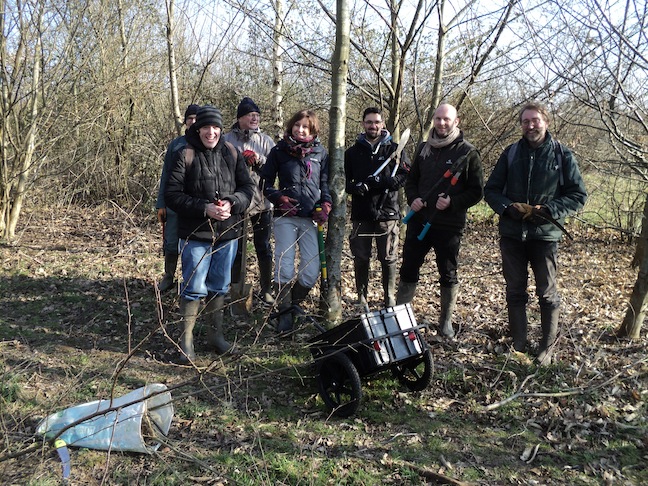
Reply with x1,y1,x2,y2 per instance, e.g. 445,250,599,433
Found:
420,126,461,158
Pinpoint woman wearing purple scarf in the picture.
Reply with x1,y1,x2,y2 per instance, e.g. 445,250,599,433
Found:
259,109,332,334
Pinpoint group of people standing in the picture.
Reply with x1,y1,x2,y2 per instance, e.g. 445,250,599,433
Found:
156,99,331,363
156,98,586,368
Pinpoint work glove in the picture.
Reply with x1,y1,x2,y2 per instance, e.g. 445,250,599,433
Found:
526,205,552,225
364,175,382,187
351,181,369,196
504,204,524,221
312,202,332,224
276,195,299,217
242,150,259,167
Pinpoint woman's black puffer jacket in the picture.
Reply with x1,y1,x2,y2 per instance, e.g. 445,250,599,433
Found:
259,139,332,218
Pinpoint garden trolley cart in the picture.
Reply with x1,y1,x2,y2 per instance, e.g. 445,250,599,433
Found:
308,303,433,417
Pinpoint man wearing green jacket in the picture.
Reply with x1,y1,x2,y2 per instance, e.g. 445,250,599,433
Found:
484,102,587,365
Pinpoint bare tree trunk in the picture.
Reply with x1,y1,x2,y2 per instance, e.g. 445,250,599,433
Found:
618,254,648,339
166,0,182,135
388,0,400,133
322,0,350,324
631,193,648,268
0,0,13,236
618,192,648,338
423,0,446,137
272,0,285,140
1,1,42,240
115,0,135,179
7,35,40,240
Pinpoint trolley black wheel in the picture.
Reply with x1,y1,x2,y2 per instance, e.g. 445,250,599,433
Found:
392,349,433,392
316,352,362,417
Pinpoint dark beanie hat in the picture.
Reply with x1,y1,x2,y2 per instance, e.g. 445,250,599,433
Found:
236,97,261,119
184,104,200,123
194,105,223,130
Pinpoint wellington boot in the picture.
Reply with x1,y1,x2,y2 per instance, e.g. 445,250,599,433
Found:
205,294,232,355
179,298,200,363
275,283,294,335
396,281,417,305
382,262,397,308
439,285,458,338
354,260,370,306
158,253,179,293
508,306,528,352
291,281,312,327
258,258,275,304
537,307,560,366
291,281,311,307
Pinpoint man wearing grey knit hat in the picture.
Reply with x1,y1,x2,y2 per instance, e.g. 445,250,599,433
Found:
224,97,276,312
165,104,255,363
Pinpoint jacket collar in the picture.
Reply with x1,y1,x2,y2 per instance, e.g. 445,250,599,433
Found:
356,129,392,151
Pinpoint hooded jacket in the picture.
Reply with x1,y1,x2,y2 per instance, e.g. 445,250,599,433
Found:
165,125,255,243
484,131,587,241
222,124,275,216
259,138,332,218
405,131,484,233
344,131,410,221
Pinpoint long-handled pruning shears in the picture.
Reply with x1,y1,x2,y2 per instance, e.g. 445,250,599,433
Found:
372,128,410,179
402,150,474,240
353,128,411,196
375,128,411,211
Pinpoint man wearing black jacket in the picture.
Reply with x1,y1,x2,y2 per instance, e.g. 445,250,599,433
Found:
396,103,483,338
345,107,410,307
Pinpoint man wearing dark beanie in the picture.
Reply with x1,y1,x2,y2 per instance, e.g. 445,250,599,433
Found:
236,97,260,119
165,104,255,363
156,103,200,293
224,97,276,311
